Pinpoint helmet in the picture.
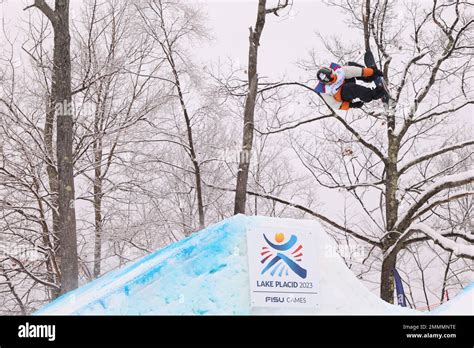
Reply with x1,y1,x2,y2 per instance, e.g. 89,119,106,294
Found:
317,67,334,84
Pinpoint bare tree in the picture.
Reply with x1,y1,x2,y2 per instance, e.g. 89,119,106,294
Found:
25,0,78,294
234,0,291,214
0,10,63,307
72,0,159,278
135,0,209,229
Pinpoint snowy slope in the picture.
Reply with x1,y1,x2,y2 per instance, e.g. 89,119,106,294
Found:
432,283,474,315
36,215,417,315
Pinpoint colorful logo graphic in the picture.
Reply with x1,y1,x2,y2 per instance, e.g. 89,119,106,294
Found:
260,233,307,279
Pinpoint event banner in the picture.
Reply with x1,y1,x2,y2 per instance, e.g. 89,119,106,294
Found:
246,226,318,308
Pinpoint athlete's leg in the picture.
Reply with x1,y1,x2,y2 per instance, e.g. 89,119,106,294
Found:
341,83,384,102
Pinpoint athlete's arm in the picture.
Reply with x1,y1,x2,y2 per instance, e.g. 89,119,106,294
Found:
321,93,350,111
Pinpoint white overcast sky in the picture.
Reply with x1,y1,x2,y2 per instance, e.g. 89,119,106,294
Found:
197,0,354,75
1,0,357,76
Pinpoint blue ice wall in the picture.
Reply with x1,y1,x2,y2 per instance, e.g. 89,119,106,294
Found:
36,215,252,315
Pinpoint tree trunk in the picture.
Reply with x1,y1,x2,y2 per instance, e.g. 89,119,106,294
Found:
170,57,205,229
440,250,453,302
158,7,206,229
360,0,399,304
93,185,102,278
44,95,61,299
234,0,267,215
34,177,61,300
93,119,103,278
385,149,399,229
52,0,78,294
380,252,397,303
176,84,205,229
363,0,371,51
380,133,400,303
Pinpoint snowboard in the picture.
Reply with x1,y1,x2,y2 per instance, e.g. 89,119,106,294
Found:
364,50,390,105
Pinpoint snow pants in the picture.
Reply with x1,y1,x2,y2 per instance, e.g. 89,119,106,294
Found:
341,83,383,103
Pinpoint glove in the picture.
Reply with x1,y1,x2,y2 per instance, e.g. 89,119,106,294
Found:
349,101,364,108
371,67,384,77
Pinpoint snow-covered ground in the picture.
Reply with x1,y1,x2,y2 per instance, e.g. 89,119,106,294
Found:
35,215,470,315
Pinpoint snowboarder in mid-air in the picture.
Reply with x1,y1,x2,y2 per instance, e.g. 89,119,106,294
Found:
314,62,386,110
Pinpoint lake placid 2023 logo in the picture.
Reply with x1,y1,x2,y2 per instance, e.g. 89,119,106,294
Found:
260,232,307,279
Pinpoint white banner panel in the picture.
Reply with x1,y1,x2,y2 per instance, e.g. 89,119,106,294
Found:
247,225,318,308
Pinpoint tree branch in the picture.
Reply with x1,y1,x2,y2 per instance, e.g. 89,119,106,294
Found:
403,231,474,247
206,183,381,247
399,140,474,175
256,114,333,135
9,256,60,290
265,0,290,16
332,114,387,164
408,223,474,260
411,190,474,221
24,0,57,26
396,170,474,230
